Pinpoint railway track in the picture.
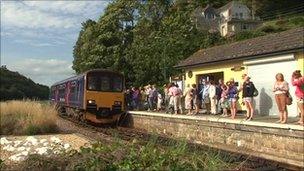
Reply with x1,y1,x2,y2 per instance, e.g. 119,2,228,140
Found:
58,113,297,171
58,113,161,142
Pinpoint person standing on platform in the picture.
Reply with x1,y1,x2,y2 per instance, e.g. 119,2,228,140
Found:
198,79,205,109
291,70,304,125
220,83,229,117
131,87,140,110
184,84,194,115
163,84,169,109
242,76,256,121
157,90,163,112
166,83,174,114
228,79,238,119
216,79,224,114
273,73,289,124
202,80,211,114
152,85,158,111
140,87,146,110
192,84,200,115
176,84,183,114
209,80,217,115
147,85,155,111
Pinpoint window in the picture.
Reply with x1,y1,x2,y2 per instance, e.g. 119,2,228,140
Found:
88,76,99,91
87,73,123,92
100,76,111,91
242,24,248,30
69,81,77,100
58,84,66,100
240,13,243,18
113,77,123,92
235,13,239,18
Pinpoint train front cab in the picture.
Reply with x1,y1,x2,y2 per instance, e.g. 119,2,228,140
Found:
83,71,125,124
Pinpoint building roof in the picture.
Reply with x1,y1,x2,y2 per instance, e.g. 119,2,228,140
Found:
216,1,235,12
176,27,304,68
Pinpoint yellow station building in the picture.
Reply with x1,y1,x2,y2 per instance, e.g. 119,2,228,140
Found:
176,27,304,116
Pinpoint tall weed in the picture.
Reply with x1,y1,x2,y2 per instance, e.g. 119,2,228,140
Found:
0,100,58,135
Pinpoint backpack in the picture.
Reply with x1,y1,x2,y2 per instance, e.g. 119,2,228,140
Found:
252,83,259,97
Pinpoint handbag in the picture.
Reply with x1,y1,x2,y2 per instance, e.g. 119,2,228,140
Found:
286,91,293,105
253,88,259,97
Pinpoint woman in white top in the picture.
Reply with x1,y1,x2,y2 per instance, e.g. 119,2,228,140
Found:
273,73,289,124
208,80,217,114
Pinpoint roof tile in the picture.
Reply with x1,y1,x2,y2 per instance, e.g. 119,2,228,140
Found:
176,27,304,68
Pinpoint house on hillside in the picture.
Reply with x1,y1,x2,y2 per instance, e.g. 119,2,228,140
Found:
193,1,261,36
192,4,219,33
217,1,260,36
175,27,304,116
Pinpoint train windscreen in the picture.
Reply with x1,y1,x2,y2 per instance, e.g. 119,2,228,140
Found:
87,72,123,92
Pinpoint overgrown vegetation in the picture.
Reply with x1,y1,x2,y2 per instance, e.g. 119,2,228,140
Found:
0,67,49,101
0,100,58,135
9,137,244,171
73,0,304,87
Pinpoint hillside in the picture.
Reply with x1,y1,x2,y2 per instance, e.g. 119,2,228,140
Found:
0,67,49,100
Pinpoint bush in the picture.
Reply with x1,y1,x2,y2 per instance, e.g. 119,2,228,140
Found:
0,100,58,135
15,138,236,170
289,16,304,26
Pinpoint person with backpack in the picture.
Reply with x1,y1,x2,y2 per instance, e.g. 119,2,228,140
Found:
242,76,256,121
228,79,238,119
216,79,224,114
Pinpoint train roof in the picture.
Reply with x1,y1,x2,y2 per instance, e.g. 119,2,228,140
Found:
51,69,122,87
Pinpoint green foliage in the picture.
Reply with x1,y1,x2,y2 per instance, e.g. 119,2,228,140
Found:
72,0,304,87
0,67,49,100
15,137,237,170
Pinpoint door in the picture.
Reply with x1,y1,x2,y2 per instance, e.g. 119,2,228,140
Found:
247,60,297,117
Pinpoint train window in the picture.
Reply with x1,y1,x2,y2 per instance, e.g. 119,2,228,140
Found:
88,76,99,91
100,76,111,91
113,76,123,91
87,72,123,92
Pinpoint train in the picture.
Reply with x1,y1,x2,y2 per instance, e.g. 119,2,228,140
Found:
50,69,125,124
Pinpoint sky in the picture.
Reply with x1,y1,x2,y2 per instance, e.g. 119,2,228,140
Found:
1,0,110,86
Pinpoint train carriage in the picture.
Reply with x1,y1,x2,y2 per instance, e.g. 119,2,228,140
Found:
50,69,125,124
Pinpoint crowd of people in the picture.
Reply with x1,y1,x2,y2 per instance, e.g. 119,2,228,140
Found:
125,70,304,125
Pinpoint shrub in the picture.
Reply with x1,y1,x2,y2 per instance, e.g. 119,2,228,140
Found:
0,100,58,135
289,16,304,26
12,136,243,171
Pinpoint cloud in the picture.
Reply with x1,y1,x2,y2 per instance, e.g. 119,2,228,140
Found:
7,58,76,86
1,1,109,30
1,2,77,29
1,1,109,47
23,1,110,16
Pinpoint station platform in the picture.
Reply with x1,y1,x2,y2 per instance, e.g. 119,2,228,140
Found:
124,111,304,168
127,111,304,131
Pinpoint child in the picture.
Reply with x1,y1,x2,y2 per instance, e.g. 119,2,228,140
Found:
220,84,230,117
157,92,163,111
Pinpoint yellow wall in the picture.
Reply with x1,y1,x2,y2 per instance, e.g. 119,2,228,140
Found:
185,61,245,86
295,52,304,73
184,51,304,111
185,61,247,110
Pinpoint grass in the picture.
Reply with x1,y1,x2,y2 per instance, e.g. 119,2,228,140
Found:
0,100,59,135
7,136,243,171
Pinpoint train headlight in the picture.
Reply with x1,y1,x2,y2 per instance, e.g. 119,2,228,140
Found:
88,100,95,104
114,101,122,105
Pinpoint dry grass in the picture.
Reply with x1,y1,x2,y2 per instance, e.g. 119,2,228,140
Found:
0,100,58,135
